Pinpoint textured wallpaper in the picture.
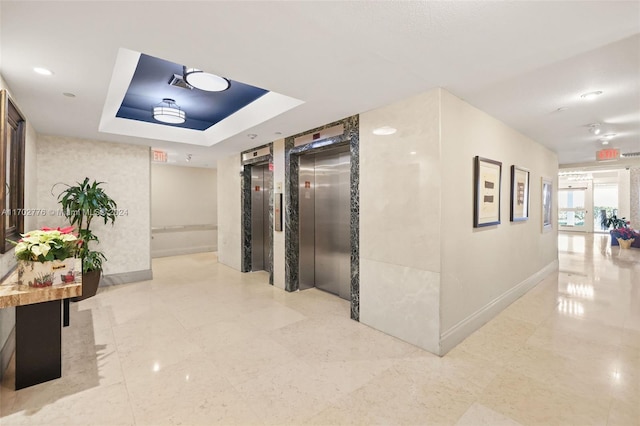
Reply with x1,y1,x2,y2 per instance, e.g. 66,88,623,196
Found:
217,153,242,270
36,135,151,275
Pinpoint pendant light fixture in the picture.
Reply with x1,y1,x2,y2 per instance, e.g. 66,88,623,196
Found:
183,67,230,92
153,98,186,124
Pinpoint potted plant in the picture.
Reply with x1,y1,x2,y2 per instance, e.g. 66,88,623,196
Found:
601,213,631,247
8,226,79,287
611,227,638,249
57,178,117,300
601,213,628,230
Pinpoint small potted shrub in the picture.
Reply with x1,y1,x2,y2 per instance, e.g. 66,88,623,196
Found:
57,178,117,300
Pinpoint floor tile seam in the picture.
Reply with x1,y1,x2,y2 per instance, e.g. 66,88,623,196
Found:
521,340,625,366
229,355,383,410
227,375,336,426
479,372,612,422
493,311,548,329
502,363,616,403
539,315,628,339
113,349,139,426
508,342,616,370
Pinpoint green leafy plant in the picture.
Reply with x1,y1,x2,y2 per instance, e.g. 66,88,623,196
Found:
600,213,629,230
57,178,117,273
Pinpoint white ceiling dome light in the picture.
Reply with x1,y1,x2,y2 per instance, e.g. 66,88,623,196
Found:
184,67,230,92
580,90,603,100
372,126,397,136
152,98,186,124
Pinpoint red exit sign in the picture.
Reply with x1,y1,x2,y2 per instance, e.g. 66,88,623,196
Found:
596,148,620,161
152,149,167,162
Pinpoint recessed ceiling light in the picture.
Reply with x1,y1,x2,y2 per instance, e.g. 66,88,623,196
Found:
580,91,603,100
33,67,53,76
602,133,617,139
275,132,282,135
62,92,76,98
600,139,609,145
410,151,417,155
372,126,397,136
588,123,601,135
247,134,257,139
555,107,568,112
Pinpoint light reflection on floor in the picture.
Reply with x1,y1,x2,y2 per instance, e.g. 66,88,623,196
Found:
1,233,638,425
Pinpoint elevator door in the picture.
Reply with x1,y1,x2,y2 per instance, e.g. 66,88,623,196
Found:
251,164,271,272
299,147,351,300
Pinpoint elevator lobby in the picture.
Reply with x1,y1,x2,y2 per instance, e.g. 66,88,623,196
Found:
0,2,639,426
1,233,638,425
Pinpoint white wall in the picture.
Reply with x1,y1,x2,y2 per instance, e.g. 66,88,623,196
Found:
439,89,558,353
359,88,558,355
359,88,442,353
0,76,39,378
36,135,151,278
151,164,217,257
618,169,631,222
215,88,559,356
217,154,242,270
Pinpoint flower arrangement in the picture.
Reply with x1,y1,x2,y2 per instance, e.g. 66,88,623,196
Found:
611,227,637,241
9,226,78,262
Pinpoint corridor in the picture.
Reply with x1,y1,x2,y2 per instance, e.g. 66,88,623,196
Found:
1,233,638,425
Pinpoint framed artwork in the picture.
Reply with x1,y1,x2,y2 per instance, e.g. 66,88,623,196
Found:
541,177,553,232
510,165,529,222
474,156,502,227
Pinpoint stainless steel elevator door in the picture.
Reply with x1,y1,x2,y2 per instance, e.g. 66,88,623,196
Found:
251,164,271,272
298,147,351,300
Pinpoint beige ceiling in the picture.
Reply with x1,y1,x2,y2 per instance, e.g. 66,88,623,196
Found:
1,1,638,168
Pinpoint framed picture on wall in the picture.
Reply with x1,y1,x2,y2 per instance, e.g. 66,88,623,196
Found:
474,156,502,227
541,177,553,232
510,165,529,222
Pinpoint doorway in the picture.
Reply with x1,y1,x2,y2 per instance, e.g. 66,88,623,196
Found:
558,186,590,232
250,163,272,273
298,146,351,300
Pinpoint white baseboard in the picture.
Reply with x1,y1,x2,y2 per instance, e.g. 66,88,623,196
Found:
439,260,559,355
151,246,216,259
101,269,153,286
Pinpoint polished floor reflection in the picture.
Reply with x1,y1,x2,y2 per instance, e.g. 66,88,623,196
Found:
1,233,638,425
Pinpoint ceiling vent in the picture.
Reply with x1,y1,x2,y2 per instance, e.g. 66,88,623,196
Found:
622,152,640,158
168,74,193,90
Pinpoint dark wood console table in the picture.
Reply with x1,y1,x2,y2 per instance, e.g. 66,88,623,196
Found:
0,260,81,389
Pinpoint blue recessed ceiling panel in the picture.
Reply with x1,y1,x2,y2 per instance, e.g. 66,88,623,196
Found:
116,54,268,130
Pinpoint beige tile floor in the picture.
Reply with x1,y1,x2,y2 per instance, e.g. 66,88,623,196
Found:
1,232,638,425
